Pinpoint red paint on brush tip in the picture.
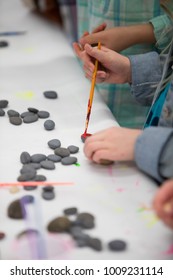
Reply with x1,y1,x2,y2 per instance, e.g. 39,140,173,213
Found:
81,133,92,143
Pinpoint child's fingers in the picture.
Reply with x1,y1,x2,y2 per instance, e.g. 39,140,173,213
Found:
153,179,173,217
92,22,107,33
72,42,83,58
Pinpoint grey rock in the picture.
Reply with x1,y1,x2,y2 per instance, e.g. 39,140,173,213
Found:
76,212,95,229
67,145,79,154
20,165,36,175
23,114,39,123
37,110,50,118
48,139,61,149
0,109,5,116
43,90,58,99
9,116,22,125
108,240,127,251
42,186,55,200
47,154,62,162
88,238,102,251
31,154,47,163
61,156,77,165
0,41,9,48
40,160,55,170
27,107,39,114
54,147,70,158
44,120,55,130
64,207,77,215
20,111,36,118
17,170,36,181
7,109,20,117
34,174,47,181
24,163,41,170
20,151,31,164
0,99,8,108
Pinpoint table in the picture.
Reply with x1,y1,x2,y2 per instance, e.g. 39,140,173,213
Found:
0,0,173,260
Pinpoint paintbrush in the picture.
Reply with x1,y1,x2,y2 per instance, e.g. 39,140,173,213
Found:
81,42,101,142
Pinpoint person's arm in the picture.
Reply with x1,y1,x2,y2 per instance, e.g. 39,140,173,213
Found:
135,127,173,183
149,14,173,51
78,15,172,52
79,23,156,52
129,51,164,105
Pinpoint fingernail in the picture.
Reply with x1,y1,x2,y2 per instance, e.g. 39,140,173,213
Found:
163,202,173,214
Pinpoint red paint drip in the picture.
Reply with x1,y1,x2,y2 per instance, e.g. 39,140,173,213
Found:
81,132,92,143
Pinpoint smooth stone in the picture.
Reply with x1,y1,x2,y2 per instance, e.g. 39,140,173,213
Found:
23,163,41,170
64,207,77,215
23,114,39,123
20,165,36,175
17,229,39,239
20,151,31,164
61,156,77,165
37,110,50,118
88,238,102,251
47,216,71,233
44,120,55,130
69,226,85,239
40,160,55,170
47,154,62,162
54,147,70,158
20,111,36,118
0,109,5,116
7,199,26,219
9,116,22,125
34,174,47,181
43,90,58,99
0,232,6,240
42,186,55,200
27,107,39,114
31,154,47,163
24,186,37,191
43,186,54,192
76,212,95,229
21,195,34,204
0,100,8,108
67,145,79,154
108,240,127,251
17,170,36,181
48,139,61,149
0,40,9,47
7,109,20,117
76,239,88,247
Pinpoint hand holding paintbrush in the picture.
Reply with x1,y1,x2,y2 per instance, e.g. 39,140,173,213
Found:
81,42,101,143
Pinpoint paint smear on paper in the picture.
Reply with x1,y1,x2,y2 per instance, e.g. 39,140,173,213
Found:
162,244,173,256
15,91,35,99
142,213,159,228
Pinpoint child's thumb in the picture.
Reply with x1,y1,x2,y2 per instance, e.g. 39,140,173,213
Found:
84,44,105,63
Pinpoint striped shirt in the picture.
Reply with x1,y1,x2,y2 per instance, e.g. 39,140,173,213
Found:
76,0,164,128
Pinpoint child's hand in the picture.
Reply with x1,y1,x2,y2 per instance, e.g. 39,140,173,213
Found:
83,127,141,163
83,44,131,84
73,23,107,77
153,179,173,229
